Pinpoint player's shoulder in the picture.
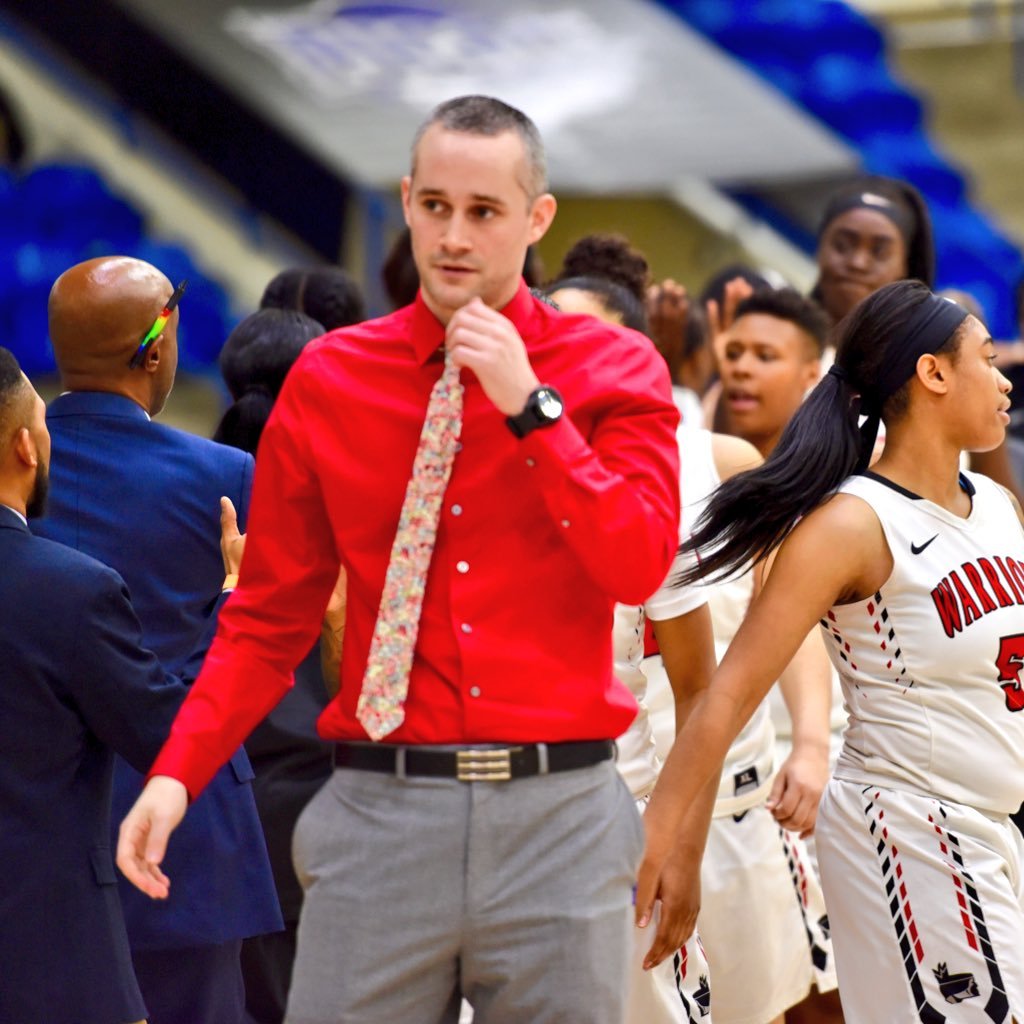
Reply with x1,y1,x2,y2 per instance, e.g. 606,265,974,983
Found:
814,485,884,526
799,487,888,553
709,433,761,482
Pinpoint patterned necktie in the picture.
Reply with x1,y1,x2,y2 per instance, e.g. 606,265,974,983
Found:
357,354,464,741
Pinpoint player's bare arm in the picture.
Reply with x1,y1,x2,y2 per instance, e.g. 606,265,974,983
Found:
769,625,832,838
640,603,718,970
636,492,890,923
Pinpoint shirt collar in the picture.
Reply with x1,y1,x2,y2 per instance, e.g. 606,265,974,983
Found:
0,504,28,529
409,280,539,366
48,391,151,421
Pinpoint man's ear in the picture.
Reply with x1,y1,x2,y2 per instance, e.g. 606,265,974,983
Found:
400,176,413,227
527,192,557,245
13,425,37,469
143,335,164,374
916,352,949,396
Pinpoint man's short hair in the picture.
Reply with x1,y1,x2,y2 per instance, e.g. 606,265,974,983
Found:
0,346,28,436
410,95,548,199
732,289,830,356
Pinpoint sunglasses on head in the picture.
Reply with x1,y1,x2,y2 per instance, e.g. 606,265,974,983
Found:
128,279,188,369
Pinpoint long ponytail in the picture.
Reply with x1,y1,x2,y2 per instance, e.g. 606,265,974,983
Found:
678,280,968,585
679,369,862,583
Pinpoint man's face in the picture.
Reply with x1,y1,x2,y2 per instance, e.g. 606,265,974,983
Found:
719,313,820,455
25,387,50,520
401,125,554,323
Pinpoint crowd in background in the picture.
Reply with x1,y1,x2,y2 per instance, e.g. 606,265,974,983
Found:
4,126,1024,1023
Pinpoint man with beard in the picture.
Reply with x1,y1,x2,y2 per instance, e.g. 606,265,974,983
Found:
34,256,282,1024
0,345,213,1024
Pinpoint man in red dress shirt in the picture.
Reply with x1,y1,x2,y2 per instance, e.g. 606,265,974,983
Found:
118,95,681,1024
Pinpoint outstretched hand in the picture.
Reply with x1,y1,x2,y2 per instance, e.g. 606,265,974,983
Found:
646,279,689,371
220,496,245,576
706,276,755,362
116,775,189,898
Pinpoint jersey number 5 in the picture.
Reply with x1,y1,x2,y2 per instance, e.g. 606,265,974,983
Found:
995,633,1024,712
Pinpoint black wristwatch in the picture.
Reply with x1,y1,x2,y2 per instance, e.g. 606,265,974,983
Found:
506,385,564,439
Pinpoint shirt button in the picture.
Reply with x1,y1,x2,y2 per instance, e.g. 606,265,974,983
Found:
461,622,472,634
561,519,570,528
469,686,481,697
525,458,536,467
451,504,463,516
456,560,469,574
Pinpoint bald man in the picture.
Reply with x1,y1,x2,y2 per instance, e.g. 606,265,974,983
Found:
34,257,282,1024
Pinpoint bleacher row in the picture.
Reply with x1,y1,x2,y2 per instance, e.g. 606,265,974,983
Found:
0,163,232,376
3,0,1023,381
664,0,1024,337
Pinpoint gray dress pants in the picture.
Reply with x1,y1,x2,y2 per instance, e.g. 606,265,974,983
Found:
287,757,643,1024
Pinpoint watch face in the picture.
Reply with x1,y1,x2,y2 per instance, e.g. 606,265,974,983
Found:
537,388,564,420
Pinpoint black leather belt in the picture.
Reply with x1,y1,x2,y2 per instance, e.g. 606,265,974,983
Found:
332,740,615,782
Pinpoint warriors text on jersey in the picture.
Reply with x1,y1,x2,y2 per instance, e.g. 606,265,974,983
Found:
823,471,1024,816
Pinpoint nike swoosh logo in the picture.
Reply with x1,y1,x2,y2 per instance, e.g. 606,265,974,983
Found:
911,535,939,555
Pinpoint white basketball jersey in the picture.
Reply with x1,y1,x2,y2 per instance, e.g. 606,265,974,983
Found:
613,428,707,799
827,471,1024,816
676,428,775,812
612,600,661,798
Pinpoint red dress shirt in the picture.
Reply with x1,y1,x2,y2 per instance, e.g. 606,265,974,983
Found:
152,283,680,798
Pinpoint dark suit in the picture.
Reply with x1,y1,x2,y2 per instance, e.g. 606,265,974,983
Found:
35,391,282,1023
0,504,189,1024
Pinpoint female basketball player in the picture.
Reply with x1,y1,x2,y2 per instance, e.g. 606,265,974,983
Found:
638,280,1024,1023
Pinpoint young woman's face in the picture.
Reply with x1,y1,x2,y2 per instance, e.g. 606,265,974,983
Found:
817,208,909,323
942,317,1012,453
719,312,821,457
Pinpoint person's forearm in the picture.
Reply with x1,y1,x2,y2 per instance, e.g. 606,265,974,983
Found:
668,709,718,858
646,687,743,846
778,627,832,758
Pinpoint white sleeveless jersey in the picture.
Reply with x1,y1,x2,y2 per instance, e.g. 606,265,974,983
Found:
613,429,707,799
644,427,775,811
827,471,1024,816
612,600,660,798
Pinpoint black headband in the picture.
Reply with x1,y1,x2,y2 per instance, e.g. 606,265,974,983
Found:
840,293,969,472
866,294,969,413
820,191,915,247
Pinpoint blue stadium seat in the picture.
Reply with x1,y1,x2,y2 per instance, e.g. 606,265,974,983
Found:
798,56,922,142
0,161,236,373
663,0,1024,336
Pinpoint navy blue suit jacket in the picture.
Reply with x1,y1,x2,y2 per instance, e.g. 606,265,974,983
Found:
0,505,191,1023
35,391,281,949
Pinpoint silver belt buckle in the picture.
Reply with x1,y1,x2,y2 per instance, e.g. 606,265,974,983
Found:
456,747,512,782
